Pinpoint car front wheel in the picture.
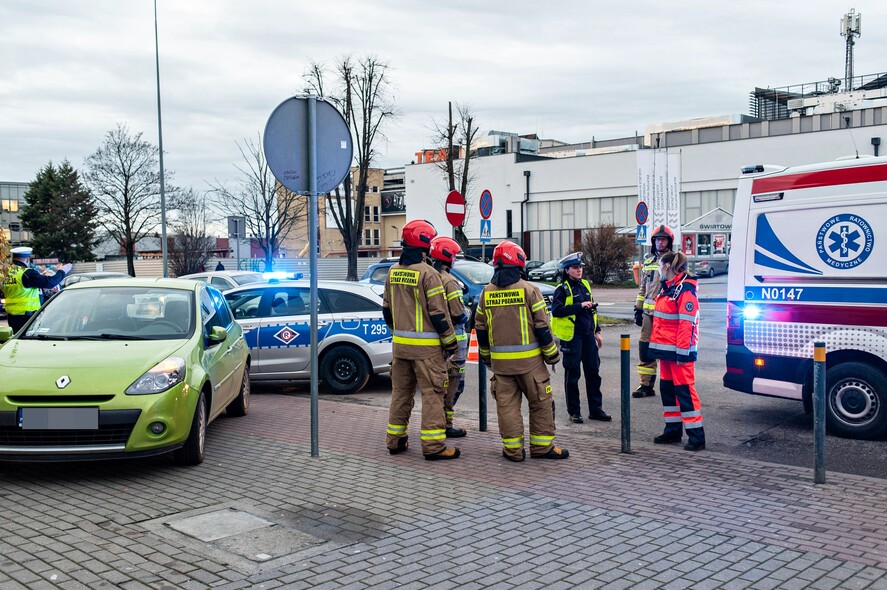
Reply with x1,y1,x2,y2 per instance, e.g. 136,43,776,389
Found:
174,391,207,465
321,345,370,394
826,362,887,440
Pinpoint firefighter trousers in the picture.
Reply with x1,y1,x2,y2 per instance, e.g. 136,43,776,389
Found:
387,354,449,456
444,358,466,429
637,314,658,386
561,333,603,416
491,363,556,460
659,360,705,445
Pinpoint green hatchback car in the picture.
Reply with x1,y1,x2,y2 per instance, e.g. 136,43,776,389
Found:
0,278,250,465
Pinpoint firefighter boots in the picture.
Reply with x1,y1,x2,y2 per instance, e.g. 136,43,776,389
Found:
632,384,656,398
388,437,409,455
424,447,461,461
502,448,526,462
653,432,682,444
445,427,467,438
532,446,569,459
684,441,706,452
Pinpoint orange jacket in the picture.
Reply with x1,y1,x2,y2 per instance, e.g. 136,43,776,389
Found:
649,273,699,363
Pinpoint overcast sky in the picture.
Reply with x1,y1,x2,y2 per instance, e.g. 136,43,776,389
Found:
2,0,885,193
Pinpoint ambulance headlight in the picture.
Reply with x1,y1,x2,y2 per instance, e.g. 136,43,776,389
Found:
743,305,761,320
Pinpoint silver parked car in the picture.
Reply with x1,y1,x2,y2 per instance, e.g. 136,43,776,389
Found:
224,280,390,394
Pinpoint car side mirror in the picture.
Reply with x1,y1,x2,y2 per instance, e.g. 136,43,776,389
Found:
208,326,228,345
0,327,13,344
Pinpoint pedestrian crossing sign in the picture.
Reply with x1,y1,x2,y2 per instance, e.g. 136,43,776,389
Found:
480,219,492,243
636,224,648,244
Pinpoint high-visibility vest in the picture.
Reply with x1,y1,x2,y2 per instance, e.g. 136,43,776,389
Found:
551,279,596,341
2,265,41,315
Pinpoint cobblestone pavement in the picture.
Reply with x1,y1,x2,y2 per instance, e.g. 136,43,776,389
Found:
1,393,885,589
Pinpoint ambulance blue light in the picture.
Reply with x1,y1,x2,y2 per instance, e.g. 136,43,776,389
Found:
743,305,761,320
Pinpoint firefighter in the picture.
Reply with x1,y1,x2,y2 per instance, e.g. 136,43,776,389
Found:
428,236,470,438
551,252,610,423
383,220,461,461
2,247,72,334
632,224,674,398
648,251,705,451
475,240,568,462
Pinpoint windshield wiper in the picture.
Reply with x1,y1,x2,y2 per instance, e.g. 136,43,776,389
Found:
29,334,69,341
67,333,150,341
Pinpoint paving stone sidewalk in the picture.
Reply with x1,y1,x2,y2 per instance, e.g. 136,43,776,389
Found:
0,393,885,590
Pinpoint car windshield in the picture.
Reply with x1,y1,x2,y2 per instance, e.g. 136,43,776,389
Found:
20,286,195,341
454,261,494,284
233,273,265,285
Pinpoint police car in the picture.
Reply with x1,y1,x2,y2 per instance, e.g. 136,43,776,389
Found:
224,280,390,394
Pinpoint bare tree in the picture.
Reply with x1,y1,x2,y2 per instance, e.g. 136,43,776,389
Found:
304,55,397,280
211,136,307,272
168,189,215,277
84,124,173,276
578,224,636,284
430,102,480,249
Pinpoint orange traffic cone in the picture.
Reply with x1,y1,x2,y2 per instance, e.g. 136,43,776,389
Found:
466,329,479,362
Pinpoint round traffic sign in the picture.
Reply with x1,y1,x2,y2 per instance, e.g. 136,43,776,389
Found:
445,190,466,226
635,201,649,225
263,96,353,194
479,189,493,219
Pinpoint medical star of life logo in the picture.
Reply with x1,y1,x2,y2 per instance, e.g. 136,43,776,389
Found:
273,326,299,345
816,213,874,270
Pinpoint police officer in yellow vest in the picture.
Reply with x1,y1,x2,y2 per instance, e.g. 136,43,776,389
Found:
551,252,611,424
2,247,72,334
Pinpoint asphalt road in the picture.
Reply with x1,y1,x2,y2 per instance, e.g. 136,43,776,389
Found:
256,275,887,480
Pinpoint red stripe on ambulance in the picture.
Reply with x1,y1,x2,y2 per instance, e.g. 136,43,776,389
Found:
752,163,887,194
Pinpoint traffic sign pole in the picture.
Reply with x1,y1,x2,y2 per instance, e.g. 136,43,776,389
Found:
308,96,319,458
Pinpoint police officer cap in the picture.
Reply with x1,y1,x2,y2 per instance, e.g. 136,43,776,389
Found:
11,247,33,258
559,252,584,269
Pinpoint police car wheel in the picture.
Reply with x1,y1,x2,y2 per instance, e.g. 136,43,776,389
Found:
321,345,370,394
825,362,887,440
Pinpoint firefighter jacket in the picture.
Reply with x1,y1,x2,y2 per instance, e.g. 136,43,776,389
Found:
635,252,664,316
437,266,470,341
648,272,699,363
383,259,456,360
474,273,558,375
551,278,598,342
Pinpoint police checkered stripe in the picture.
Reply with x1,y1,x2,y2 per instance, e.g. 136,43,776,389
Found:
501,436,523,449
387,423,407,435
529,434,554,447
421,428,446,441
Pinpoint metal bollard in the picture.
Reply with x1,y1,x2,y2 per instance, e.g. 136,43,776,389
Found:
478,360,487,432
813,341,826,484
621,333,631,453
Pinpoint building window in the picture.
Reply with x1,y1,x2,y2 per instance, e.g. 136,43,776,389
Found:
506,210,512,238
365,205,379,222
362,228,381,247
9,222,21,232
2,199,19,212
372,185,379,193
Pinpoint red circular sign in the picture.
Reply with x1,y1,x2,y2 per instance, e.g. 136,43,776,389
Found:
635,201,649,225
445,190,465,226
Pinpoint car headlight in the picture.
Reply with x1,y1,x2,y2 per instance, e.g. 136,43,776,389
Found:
126,357,186,395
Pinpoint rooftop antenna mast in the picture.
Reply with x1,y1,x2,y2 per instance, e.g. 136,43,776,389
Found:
841,8,862,92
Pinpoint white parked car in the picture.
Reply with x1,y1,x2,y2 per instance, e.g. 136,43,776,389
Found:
179,270,266,292
224,280,391,394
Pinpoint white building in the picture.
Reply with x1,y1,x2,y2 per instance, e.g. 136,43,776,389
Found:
405,75,887,263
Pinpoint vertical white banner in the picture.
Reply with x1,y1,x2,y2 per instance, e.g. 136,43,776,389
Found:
652,151,668,229
666,152,681,236
636,150,654,233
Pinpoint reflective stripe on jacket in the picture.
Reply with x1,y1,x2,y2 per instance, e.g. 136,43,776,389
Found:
648,273,699,363
383,261,455,359
474,279,556,375
635,252,663,314
2,265,41,314
551,278,596,341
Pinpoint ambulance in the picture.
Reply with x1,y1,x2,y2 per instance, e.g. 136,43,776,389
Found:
724,156,887,439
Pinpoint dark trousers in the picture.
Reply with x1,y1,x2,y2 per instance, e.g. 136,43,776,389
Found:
562,333,603,416
7,313,32,335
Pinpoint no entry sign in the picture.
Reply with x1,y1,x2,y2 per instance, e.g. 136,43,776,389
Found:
445,190,466,226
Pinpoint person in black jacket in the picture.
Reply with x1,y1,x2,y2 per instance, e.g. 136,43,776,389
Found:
550,252,611,424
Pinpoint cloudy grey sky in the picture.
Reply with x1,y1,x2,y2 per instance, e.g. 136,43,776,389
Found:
2,0,885,193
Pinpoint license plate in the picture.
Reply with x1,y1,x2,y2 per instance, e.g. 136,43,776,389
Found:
18,407,99,430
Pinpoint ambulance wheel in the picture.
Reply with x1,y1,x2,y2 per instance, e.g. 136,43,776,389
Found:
826,362,887,440
321,345,370,394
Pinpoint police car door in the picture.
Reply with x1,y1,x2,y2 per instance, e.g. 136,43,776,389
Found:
259,286,330,378
320,287,390,353
224,287,265,373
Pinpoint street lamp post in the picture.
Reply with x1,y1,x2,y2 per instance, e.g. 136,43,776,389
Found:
154,0,168,277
